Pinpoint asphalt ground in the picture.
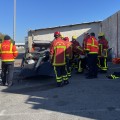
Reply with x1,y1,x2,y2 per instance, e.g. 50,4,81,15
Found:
0,60,120,120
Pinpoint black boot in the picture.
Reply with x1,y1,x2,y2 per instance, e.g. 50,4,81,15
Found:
64,80,69,85
57,82,63,87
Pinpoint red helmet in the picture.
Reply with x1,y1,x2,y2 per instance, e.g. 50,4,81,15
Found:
54,31,61,36
64,37,69,42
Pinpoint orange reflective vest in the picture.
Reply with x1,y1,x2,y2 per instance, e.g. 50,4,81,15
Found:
50,38,67,66
86,36,99,54
0,40,18,62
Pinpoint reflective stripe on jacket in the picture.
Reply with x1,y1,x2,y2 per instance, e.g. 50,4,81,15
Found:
50,38,67,66
98,38,109,57
86,36,99,54
0,40,18,62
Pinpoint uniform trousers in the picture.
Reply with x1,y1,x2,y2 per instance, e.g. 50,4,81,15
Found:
1,62,14,86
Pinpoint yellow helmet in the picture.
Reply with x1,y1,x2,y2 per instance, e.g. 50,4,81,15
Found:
98,32,105,37
60,35,64,39
72,35,77,40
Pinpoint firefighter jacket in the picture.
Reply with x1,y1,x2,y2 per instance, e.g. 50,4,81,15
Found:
98,38,109,57
72,40,83,55
0,40,18,62
0,43,1,57
50,38,68,66
71,40,79,53
82,36,90,51
82,38,87,50
65,41,73,60
86,36,99,54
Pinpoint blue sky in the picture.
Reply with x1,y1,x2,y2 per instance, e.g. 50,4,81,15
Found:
0,0,120,43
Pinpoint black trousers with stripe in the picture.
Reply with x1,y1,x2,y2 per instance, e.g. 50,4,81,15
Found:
98,57,108,71
54,65,68,83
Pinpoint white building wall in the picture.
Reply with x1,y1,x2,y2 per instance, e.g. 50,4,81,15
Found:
28,22,101,51
28,10,120,57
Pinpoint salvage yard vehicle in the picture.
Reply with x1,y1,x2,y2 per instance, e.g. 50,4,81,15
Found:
20,41,55,78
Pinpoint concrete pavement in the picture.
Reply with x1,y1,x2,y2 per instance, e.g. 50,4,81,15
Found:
0,62,120,120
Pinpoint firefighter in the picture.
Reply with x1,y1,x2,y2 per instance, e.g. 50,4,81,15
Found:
71,36,80,70
85,32,99,79
71,36,84,73
82,33,90,71
98,32,109,73
0,35,18,86
50,31,69,87
63,37,73,77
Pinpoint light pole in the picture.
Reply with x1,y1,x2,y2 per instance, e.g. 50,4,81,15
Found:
13,0,16,41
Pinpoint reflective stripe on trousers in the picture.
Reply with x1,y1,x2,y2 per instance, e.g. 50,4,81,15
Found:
54,66,68,82
98,57,108,71
78,60,82,72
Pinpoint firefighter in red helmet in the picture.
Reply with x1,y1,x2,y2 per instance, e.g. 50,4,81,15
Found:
50,31,69,87
63,37,73,77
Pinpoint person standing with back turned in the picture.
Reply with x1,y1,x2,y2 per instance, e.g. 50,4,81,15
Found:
0,35,18,86
85,33,99,79
50,31,69,87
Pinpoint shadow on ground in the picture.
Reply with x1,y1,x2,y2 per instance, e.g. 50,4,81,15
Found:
1,62,120,120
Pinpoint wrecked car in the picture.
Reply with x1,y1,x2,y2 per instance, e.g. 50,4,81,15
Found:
20,41,55,78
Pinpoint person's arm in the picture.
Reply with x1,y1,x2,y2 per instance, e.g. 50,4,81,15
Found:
12,45,18,58
0,44,1,58
49,42,54,61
